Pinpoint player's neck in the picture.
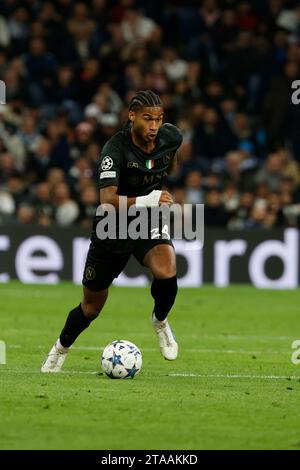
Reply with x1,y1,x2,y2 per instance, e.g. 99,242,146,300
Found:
131,129,156,154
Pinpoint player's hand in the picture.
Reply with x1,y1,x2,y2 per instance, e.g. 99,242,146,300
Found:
159,190,173,205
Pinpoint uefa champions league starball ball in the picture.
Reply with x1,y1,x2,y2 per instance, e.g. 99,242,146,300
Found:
101,340,142,379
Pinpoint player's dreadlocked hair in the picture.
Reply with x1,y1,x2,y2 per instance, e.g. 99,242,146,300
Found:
129,90,163,112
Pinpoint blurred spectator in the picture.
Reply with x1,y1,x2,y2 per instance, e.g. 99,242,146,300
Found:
193,107,236,168
222,182,240,213
204,189,229,227
78,185,99,229
245,200,276,229
0,152,18,183
70,121,94,160
185,170,204,204
228,191,254,229
7,176,28,208
120,7,161,46
67,2,96,60
0,190,15,223
27,137,52,183
33,182,55,226
17,114,42,154
203,172,222,191
53,182,79,226
0,1,300,230
8,7,29,55
23,37,56,105
16,204,35,224
46,168,65,192
0,15,10,48
279,147,300,186
236,1,258,32
76,58,102,106
162,48,188,82
276,5,300,33
254,152,283,191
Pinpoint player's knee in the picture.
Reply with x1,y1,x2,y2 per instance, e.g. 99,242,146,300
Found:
151,265,176,279
83,303,101,320
82,289,108,319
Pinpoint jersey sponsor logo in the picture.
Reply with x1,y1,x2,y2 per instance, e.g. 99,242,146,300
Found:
100,171,116,179
101,156,113,170
127,161,139,169
146,159,154,169
142,172,167,185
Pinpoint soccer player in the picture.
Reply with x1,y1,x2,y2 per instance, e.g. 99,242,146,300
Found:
41,90,183,372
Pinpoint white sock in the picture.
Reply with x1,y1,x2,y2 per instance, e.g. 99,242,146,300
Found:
152,312,166,323
56,338,69,352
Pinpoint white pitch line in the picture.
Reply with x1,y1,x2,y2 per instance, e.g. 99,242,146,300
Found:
3,332,297,341
168,373,300,380
185,334,296,341
0,369,98,375
57,346,267,355
1,369,299,381
6,344,288,355
71,347,264,355
45,345,264,354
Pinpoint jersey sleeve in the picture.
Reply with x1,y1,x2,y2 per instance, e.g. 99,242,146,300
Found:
163,123,183,150
98,141,123,189
167,151,178,174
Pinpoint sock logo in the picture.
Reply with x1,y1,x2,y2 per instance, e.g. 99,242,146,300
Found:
85,266,96,280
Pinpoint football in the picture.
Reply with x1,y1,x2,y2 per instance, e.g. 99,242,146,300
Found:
101,340,142,379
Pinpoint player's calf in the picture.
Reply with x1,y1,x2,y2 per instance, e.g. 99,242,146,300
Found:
151,275,177,321
41,288,108,373
151,276,179,360
59,288,108,348
82,288,108,320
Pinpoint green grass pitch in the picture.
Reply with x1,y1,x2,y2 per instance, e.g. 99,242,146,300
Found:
1,281,300,450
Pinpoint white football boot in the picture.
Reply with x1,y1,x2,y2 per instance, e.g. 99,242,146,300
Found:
152,313,178,360
41,340,69,373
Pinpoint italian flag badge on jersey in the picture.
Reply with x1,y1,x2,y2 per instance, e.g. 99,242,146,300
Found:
146,159,154,169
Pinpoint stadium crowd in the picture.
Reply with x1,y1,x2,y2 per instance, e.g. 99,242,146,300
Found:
1,0,300,229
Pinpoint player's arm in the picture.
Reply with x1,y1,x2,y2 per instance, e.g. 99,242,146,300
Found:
100,186,135,208
100,186,173,209
99,144,172,208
